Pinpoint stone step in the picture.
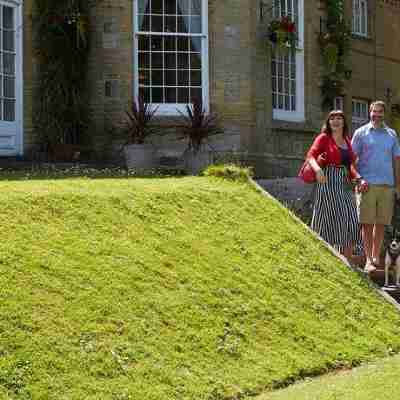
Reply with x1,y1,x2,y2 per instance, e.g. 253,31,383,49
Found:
364,268,400,301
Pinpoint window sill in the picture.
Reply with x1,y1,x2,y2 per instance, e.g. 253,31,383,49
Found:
273,109,305,123
149,103,210,117
351,33,371,41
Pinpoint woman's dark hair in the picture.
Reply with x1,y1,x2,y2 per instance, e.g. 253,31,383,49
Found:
322,110,350,137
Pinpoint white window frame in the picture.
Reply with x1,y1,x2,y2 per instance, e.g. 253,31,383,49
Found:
133,0,209,116
352,0,368,37
352,99,369,134
334,96,344,111
272,0,304,122
0,0,23,156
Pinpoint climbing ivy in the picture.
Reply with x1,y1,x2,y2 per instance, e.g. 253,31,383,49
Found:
319,0,352,110
33,0,92,154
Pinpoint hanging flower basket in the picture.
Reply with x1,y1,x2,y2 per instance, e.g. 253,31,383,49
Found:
267,16,297,51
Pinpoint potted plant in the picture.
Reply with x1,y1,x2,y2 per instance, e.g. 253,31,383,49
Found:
179,99,223,175
122,96,159,170
267,16,297,51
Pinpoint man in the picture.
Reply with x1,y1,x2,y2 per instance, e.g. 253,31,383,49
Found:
352,101,400,273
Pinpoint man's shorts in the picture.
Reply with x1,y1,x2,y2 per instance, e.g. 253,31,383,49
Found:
357,185,395,225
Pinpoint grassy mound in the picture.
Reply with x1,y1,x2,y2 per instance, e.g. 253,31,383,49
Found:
0,176,400,399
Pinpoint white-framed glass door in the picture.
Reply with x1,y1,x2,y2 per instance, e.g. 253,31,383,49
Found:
0,1,22,156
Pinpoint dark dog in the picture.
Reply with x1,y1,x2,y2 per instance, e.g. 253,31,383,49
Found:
384,230,400,287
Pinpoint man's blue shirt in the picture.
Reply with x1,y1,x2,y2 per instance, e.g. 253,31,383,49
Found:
351,122,400,186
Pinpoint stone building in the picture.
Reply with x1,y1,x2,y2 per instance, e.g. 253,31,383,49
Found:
6,0,400,176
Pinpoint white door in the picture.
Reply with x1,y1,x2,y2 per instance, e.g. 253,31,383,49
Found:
0,2,22,156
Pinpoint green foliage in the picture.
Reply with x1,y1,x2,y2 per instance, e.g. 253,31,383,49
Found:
0,176,400,399
33,0,94,150
319,1,352,109
178,98,223,153
267,16,297,51
122,96,160,145
321,75,345,110
203,163,253,182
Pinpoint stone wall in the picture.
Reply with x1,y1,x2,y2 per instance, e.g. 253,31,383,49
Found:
20,0,400,171
23,0,36,157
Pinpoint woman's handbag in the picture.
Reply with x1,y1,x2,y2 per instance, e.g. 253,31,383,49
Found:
298,152,327,184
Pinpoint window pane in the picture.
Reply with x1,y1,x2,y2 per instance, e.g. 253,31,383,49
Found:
3,7,14,29
190,70,201,86
190,53,201,69
280,0,285,16
278,78,282,92
191,0,202,16
166,0,177,14
278,94,283,108
177,0,190,15
151,15,163,32
4,77,14,98
285,96,290,110
3,53,14,75
190,16,201,33
190,37,201,52
190,88,202,103
152,70,163,85
152,87,164,102
178,70,189,86
178,87,189,103
138,0,149,14
177,52,189,69
165,36,176,51
291,96,296,111
3,31,14,52
138,14,150,31
4,99,14,121
177,37,189,51
177,16,189,33
165,53,176,69
151,52,163,68
151,36,163,51
164,15,176,32
165,87,177,103
151,0,163,14
165,70,177,85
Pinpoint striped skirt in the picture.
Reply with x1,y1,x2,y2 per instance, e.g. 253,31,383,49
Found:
311,165,361,248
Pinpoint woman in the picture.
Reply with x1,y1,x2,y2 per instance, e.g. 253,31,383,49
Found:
307,110,362,261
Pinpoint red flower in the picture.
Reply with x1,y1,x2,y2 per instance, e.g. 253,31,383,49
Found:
287,22,296,33
280,16,291,29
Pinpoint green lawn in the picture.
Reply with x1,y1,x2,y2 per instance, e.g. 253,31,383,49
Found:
0,175,400,399
259,354,400,400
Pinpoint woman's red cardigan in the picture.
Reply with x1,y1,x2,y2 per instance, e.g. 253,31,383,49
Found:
307,133,356,166
307,133,357,178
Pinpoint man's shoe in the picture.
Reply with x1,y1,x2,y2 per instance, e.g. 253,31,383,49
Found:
364,260,377,274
